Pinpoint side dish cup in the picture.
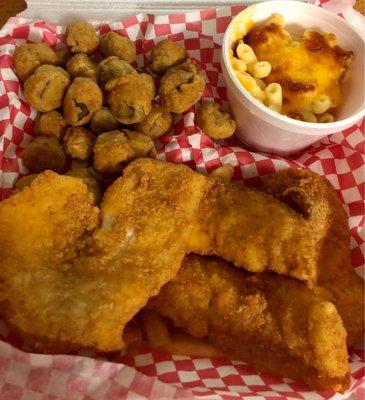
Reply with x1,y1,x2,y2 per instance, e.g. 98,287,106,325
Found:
221,1,365,156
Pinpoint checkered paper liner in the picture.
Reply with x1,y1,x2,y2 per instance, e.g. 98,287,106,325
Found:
0,1,364,399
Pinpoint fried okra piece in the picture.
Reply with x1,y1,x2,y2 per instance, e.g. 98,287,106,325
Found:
150,38,188,74
100,31,136,63
98,56,135,86
93,129,156,175
24,65,70,112
66,53,98,82
14,174,39,192
132,103,172,139
141,73,156,101
63,126,96,160
66,168,101,204
66,21,99,54
197,102,236,139
89,107,119,134
13,43,58,82
22,136,66,173
34,110,68,140
63,77,103,126
160,60,205,113
106,74,153,124
55,47,73,68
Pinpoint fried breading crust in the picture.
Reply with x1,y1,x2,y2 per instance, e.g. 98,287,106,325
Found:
0,160,357,354
260,168,364,347
149,254,350,392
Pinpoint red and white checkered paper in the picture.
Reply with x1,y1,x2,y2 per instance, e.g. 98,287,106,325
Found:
0,1,364,399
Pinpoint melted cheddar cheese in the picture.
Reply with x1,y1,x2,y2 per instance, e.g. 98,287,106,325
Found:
244,21,353,117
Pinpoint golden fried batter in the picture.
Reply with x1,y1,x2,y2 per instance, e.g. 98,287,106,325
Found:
63,126,96,160
100,31,136,63
98,56,135,86
35,110,68,140
66,21,99,54
0,160,356,358
150,254,350,392
0,162,207,352
66,53,98,82
22,136,66,173
24,65,70,112
133,103,172,139
93,129,156,175
106,74,153,124
140,73,156,100
160,60,205,113
260,168,364,347
150,38,188,74
66,168,101,204
89,107,119,134
14,174,39,192
197,102,236,139
13,43,58,82
63,77,103,126
55,46,73,68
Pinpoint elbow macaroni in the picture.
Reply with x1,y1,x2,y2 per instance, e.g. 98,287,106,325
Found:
318,113,334,123
264,83,282,113
312,94,331,114
248,61,271,79
299,109,317,123
236,41,257,65
231,57,247,72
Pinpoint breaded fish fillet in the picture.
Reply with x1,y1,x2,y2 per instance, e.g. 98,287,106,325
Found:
149,254,350,392
0,159,351,353
260,168,364,347
0,162,208,352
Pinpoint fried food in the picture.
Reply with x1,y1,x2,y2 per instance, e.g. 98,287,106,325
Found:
0,160,354,356
35,110,68,140
66,168,101,204
132,103,172,139
14,174,39,192
89,107,119,134
66,21,99,54
55,46,73,68
66,53,98,82
63,126,96,160
63,77,103,126
106,74,153,124
0,160,208,352
197,102,236,139
24,65,70,112
209,164,234,182
140,73,156,101
93,130,156,175
160,60,205,113
100,31,136,63
149,254,350,392
0,172,101,352
98,56,135,86
22,136,66,173
13,43,58,82
260,168,364,347
150,38,188,74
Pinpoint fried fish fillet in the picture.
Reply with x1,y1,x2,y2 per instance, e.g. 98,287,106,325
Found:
260,168,364,347
0,162,207,352
149,254,350,392
0,159,350,352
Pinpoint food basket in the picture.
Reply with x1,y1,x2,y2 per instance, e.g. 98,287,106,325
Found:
0,0,363,399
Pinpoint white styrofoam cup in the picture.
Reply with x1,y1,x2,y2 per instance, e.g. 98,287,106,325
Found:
222,1,365,156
